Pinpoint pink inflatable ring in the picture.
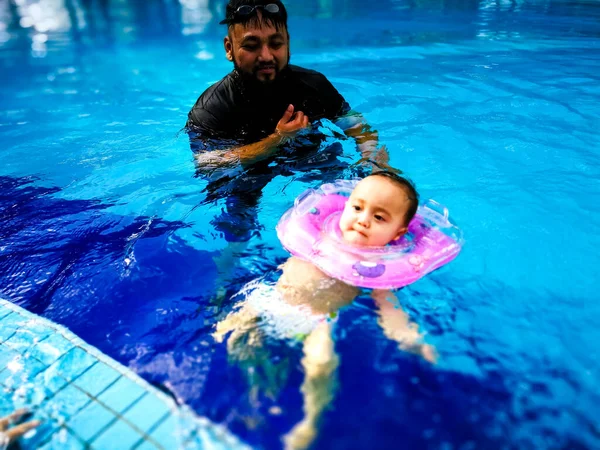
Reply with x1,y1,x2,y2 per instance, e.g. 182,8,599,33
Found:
276,180,464,289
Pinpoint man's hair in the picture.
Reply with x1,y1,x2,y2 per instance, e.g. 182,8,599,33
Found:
366,171,419,225
220,0,288,32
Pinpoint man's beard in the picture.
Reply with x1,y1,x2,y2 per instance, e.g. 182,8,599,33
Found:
232,51,291,87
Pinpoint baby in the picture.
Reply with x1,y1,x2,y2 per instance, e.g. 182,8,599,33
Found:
214,172,435,450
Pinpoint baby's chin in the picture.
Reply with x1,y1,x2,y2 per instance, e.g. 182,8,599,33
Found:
341,230,377,247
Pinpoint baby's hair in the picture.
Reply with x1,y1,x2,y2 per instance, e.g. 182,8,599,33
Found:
366,171,419,225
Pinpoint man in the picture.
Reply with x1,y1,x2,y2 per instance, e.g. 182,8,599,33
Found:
187,0,388,169
186,0,390,291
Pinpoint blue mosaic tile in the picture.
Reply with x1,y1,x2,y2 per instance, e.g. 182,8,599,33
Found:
0,306,13,321
29,333,74,365
6,381,49,409
43,383,92,421
0,312,26,342
122,392,171,434
32,365,68,395
19,411,61,450
3,322,52,353
73,362,121,398
97,376,145,414
37,427,86,450
0,345,21,369
68,401,117,443
146,413,179,449
45,347,96,384
133,439,160,450
0,353,48,389
91,418,145,449
0,386,15,415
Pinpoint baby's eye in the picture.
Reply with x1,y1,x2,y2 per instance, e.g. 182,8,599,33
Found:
374,215,385,222
352,205,361,211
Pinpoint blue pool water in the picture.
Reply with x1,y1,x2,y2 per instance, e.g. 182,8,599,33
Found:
1,0,599,448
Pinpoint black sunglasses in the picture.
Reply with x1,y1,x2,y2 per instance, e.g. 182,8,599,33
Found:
220,3,281,24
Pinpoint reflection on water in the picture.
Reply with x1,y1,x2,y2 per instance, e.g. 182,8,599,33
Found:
2,0,599,62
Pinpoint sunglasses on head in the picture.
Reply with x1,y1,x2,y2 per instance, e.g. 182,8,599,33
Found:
221,3,281,24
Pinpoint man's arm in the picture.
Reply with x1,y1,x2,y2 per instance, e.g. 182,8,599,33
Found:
195,104,309,169
336,112,395,172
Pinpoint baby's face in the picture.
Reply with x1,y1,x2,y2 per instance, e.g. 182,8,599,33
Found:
339,177,410,247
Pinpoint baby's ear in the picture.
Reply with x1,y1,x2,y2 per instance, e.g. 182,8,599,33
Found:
394,226,408,241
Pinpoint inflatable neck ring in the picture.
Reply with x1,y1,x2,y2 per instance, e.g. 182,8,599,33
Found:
276,179,464,289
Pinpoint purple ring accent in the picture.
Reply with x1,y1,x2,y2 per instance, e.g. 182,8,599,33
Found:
352,261,386,278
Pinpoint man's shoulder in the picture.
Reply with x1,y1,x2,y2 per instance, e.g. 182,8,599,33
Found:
187,72,239,129
288,65,331,84
195,72,238,110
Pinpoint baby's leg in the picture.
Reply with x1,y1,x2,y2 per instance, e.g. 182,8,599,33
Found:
213,302,292,404
283,321,339,450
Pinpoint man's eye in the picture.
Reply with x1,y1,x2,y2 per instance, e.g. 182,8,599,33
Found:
271,42,283,49
242,44,258,51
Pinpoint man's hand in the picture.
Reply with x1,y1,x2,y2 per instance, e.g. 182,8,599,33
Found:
276,104,310,137
196,104,311,169
0,409,41,447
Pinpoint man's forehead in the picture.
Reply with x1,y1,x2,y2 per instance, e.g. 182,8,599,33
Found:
231,24,285,40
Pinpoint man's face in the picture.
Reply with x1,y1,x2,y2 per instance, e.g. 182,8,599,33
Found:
224,15,289,84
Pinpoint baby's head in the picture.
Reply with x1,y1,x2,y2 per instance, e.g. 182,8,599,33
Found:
339,172,419,247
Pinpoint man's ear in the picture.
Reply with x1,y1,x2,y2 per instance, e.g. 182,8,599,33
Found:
224,36,233,61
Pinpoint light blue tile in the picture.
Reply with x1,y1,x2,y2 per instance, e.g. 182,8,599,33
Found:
97,377,145,414
0,306,13,321
29,333,74,365
32,365,69,395
19,411,61,450
46,347,96,384
43,384,92,421
122,393,170,434
146,413,179,449
0,345,21,369
68,401,117,443
133,439,161,450
4,322,52,353
0,386,15,416
91,418,145,449
0,312,26,342
0,353,48,389
38,427,86,450
7,380,49,409
73,362,121,398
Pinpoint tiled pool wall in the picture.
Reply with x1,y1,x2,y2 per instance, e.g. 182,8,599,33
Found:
0,299,250,450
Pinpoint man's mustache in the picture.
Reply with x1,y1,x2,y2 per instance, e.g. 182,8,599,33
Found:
255,63,277,71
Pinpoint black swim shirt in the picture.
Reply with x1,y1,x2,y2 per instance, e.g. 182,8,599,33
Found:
187,65,350,149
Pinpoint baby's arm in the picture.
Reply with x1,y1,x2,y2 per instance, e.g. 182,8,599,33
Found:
371,289,437,363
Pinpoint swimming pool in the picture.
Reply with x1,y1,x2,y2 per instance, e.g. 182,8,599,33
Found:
1,0,599,448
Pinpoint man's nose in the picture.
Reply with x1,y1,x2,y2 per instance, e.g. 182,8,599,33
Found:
258,45,274,62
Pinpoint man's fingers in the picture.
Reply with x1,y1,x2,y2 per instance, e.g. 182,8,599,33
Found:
302,115,309,128
0,409,30,431
5,420,41,442
293,111,304,123
279,104,294,124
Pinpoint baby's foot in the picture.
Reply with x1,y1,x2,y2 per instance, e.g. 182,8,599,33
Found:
283,419,317,450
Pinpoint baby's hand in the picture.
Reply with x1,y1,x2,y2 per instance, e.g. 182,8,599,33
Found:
420,343,438,364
